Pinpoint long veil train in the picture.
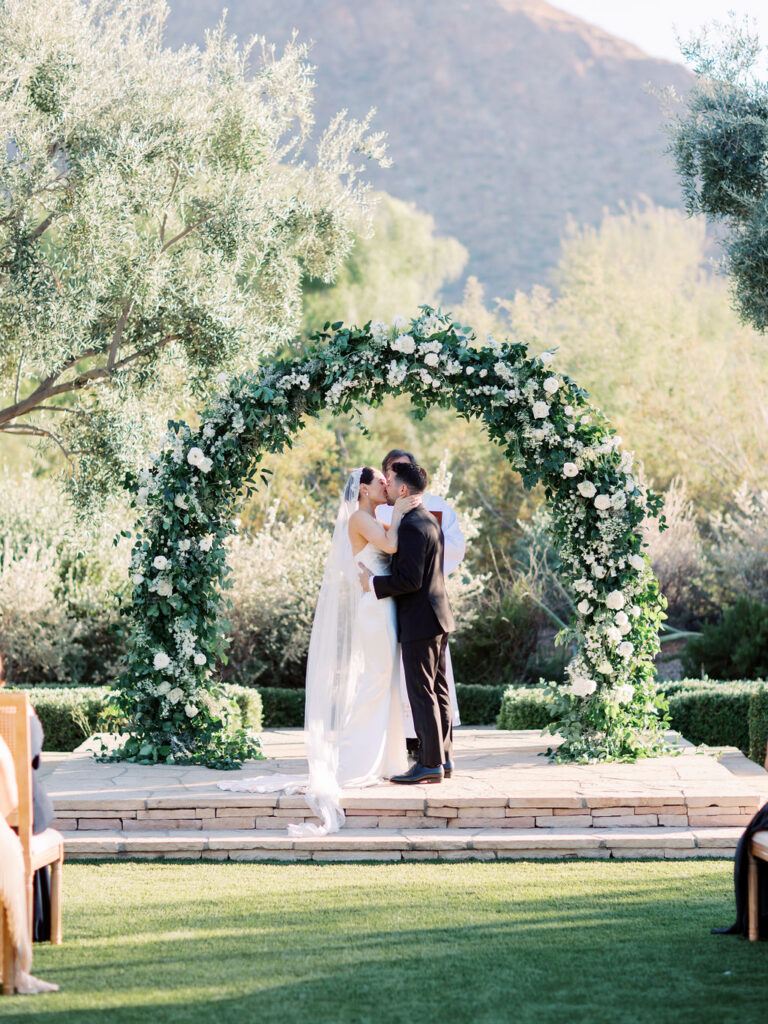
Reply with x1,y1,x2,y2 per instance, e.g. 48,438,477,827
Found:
219,470,366,836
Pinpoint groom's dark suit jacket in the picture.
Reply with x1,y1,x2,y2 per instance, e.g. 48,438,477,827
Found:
372,505,455,642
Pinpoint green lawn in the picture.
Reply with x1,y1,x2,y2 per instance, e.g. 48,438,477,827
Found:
1,860,764,1024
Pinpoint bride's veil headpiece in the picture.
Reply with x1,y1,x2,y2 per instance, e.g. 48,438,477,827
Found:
301,468,364,833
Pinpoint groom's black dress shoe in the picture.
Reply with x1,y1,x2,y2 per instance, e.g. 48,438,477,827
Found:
390,763,444,785
443,759,454,779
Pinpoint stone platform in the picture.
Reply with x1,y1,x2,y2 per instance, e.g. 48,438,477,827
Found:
46,728,768,861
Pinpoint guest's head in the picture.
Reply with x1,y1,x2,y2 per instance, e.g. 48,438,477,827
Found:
382,448,415,475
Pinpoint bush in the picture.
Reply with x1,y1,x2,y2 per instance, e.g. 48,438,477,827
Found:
682,597,768,679
11,684,262,751
454,684,507,725
496,685,552,730
495,677,768,762
257,686,306,727
748,686,768,765
452,578,541,684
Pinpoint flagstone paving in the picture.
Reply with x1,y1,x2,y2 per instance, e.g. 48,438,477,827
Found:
47,728,768,861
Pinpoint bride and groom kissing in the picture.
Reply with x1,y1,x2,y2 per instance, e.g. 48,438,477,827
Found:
221,449,465,835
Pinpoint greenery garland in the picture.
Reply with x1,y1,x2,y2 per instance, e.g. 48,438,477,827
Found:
112,307,668,766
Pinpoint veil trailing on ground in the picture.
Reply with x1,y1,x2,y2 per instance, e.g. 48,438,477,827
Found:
299,468,364,833
218,470,364,836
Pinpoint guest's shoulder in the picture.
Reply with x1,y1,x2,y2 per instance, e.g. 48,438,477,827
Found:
423,492,452,512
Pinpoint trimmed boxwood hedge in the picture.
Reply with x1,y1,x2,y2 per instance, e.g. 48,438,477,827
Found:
9,684,262,752
496,678,768,762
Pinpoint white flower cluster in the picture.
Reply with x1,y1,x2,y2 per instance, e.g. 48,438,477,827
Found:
187,447,213,473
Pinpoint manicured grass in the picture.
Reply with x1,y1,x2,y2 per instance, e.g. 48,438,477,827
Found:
2,860,764,1023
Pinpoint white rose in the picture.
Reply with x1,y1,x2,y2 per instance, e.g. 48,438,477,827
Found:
466,366,474,376
155,680,171,696
564,405,574,416
592,564,606,579
153,652,171,671
618,641,634,658
615,683,635,704
194,652,207,666
424,352,439,367
132,573,144,586
178,539,191,552
594,494,612,511
543,376,560,394
577,481,597,499
168,687,184,704
199,536,213,552
153,556,168,571
630,605,642,618
606,591,625,610
184,704,198,718
611,491,627,509
615,611,629,627
532,401,550,419
619,620,632,635
198,456,213,473
392,315,408,331
540,351,554,364
596,660,614,675
156,579,173,598
571,676,597,698
187,447,204,467
563,462,578,478
577,600,592,615
174,494,187,509
628,554,645,571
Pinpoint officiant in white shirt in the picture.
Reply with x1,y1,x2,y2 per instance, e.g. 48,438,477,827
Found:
376,449,465,746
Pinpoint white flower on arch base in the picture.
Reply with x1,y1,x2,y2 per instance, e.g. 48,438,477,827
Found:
114,307,668,766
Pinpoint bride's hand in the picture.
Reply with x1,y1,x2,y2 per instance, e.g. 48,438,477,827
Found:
393,495,420,516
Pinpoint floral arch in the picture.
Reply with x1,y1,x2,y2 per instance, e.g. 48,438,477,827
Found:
113,307,668,768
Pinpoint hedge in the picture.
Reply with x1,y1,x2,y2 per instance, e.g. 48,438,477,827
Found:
9,684,262,752
497,678,768,763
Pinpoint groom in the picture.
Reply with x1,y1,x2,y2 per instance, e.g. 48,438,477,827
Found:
358,462,455,784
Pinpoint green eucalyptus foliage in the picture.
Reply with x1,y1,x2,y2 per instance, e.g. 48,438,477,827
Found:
0,0,385,503
669,17,768,331
116,308,668,766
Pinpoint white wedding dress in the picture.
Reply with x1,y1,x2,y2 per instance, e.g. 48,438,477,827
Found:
219,470,408,835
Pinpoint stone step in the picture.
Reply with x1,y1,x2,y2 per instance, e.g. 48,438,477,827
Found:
52,790,763,833
61,825,742,862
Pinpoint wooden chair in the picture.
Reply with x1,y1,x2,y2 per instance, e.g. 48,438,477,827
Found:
0,693,63,948
747,831,768,941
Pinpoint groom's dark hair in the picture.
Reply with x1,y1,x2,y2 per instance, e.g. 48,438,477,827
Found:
382,448,415,473
391,461,428,494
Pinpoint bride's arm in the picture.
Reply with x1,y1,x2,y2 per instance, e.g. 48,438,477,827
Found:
350,497,418,554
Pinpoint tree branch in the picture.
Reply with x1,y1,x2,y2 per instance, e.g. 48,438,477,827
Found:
13,357,23,405
161,216,213,253
160,162,181,245
0,423,77,470
107,298,134,370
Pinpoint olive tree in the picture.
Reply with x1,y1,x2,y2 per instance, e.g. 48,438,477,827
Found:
669,16,768,332
0,0,387,502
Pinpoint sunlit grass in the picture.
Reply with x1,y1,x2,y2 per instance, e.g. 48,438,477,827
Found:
2,860,764,1024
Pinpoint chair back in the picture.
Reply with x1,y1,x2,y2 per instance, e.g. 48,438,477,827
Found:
0,693,33,865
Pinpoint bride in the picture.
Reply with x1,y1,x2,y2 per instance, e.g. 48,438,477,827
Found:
219,467,415,834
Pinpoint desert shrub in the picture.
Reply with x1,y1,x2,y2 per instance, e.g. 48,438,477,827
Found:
681,597,768,679
0,473,129,686
222,509,331,688
643,478,713,628
707,486,768,607
452,576,541,684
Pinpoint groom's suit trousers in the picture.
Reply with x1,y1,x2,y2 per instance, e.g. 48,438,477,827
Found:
401,633,452,768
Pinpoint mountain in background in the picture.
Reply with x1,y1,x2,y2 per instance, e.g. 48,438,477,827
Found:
164,0,692,298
